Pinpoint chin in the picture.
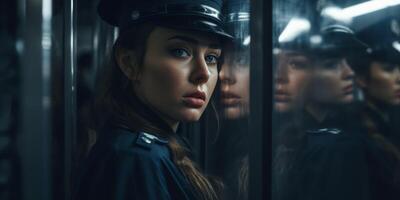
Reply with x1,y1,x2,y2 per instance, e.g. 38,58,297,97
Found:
274,103,292,113
340,95,354,104
223,107,241,119
388,99,400,106
178,109,204,122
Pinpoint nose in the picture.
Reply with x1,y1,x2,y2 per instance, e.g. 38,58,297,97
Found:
341,59,355,80
394,67,400,84
274,59,289,84
189,56,210,85
219,63,236,85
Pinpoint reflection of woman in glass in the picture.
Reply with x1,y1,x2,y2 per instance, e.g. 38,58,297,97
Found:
352,18,400,200
219,44,250,119
273,25,371,200
74,0,231,199
274,50,313,113
211,0,250,199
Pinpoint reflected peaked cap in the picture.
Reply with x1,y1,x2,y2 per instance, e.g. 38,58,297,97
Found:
223,0,249,23
223,0,250,47
316,24,368,56
357,18,400,63
98,0,232,39
279,24,368,57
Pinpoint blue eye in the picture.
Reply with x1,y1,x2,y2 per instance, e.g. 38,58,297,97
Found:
205,55,219,65
319,59,341,69
289,60,308,69
170,48,190,58
381,63,398,72
287,57,310,70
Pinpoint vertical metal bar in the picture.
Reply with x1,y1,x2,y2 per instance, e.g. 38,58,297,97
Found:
64,0,77,199
18,0,53,199
249,0,273,199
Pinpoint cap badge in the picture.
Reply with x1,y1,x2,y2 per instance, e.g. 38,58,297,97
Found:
131,10,140,20
391,19,400,36
199,5,219,20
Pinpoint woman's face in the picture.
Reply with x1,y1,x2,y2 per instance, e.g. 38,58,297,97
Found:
219,49,250,119
127,27,221,127
274,51,313,113
361,62,400,105
309,58,355,104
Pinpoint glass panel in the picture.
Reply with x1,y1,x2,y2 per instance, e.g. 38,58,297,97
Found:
0,0,20,199
272,0,400,200
18,0,55,199
52,0,68,199
74,0,117,165
74,0,116,166
207,0,251,199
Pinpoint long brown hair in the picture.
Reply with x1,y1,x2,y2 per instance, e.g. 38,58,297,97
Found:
93,23,222,200
351,58,400,186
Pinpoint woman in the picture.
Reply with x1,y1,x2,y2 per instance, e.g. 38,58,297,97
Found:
352,17,400,200
211,1,250,199
273,50,313,113
219,43,250,119
273,25,371,200
74,0,232,199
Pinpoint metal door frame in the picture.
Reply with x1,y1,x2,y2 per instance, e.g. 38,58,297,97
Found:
249,0,273,199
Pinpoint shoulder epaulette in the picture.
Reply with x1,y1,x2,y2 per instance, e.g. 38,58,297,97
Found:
135,132,168,149
307,128,342,135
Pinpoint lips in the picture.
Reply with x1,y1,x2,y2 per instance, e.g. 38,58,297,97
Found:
274,90,290,102
395,89,400,98
221,92,241,106
183,91,206,108
343,84,354,94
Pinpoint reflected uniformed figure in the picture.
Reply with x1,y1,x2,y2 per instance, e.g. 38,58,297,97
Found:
352,17,400,200
74,0,231,200
211,1,250,200
272,7,371,199
219,1,250,119
354,17,400,138
219,44,250,119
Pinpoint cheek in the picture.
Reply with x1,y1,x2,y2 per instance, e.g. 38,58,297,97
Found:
277,72,311,112
288,72,310,98
235,69,250,99
141,59,187,101
240,70,251,99
370,72,394,89
315,72,342,92
368,72,396,100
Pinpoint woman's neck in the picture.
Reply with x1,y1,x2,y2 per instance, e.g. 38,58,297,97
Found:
365,98,390,122
144,107,179,132
132,84,179,132
162,117,179,132
305,103,330,123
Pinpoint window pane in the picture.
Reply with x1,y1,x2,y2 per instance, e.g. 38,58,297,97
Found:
0,0,20,199
272,0,400,200
207,0,251,199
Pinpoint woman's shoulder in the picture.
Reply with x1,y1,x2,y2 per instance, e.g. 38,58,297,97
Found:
306,127,363,144
75,127,195,200
304,128,368,160
93,126,171,161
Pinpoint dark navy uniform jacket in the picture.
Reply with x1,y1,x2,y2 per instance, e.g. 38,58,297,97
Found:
74,126,197,200
361,103,400,200
272,110,371,200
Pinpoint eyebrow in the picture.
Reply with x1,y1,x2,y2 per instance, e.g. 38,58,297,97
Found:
167,35,221,49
